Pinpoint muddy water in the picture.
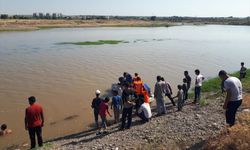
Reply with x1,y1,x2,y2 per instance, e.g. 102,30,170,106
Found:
0,25,250,148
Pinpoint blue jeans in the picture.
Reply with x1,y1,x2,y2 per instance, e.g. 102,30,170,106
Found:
194,86,201,102
101,116,107,128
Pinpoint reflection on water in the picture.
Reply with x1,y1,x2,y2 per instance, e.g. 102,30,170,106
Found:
0,25,250,148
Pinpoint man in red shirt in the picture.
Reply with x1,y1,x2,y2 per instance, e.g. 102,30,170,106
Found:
24,96,44,149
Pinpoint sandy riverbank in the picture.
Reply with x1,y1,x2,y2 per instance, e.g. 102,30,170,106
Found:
0,19,177,32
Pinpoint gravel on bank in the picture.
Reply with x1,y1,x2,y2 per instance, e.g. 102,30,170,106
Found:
47,95,226,150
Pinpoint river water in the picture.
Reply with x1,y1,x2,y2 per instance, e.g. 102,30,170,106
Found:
0,25,250,148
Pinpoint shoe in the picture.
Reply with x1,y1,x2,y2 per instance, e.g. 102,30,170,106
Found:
119,127,125,131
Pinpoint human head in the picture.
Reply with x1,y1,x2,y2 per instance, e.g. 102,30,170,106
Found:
134,73,138,77
95,90,101,97
183,78,187,83
28,96,36,105
104,97,110,103
1,124,7,131
123,72,127,77
184,71,189,76
161,77,165,81
177,85,182,90
218,70,228,81
241,62,244,67
195,69,200,75
157,76,161,81
113,90,118,96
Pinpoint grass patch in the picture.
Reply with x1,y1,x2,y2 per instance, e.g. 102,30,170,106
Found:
202,69,250,93
59,40,125,45
199,98,209,106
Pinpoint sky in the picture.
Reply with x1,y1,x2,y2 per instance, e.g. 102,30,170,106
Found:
0,0,250,17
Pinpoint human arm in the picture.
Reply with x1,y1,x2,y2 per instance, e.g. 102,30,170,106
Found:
24,109,28,130
168,83,173,95
111,98,113,109
223,90,231,109
107,106,112,117
91,99,94,109
41,108,44,127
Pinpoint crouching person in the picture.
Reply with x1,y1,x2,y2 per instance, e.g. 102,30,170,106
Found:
137,102,152,123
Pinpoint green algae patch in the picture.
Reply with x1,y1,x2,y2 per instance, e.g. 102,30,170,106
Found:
59,40,125,45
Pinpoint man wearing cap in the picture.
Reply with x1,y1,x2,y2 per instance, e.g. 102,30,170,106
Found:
218,70,243,127
91,90,103,128
24,96,44,149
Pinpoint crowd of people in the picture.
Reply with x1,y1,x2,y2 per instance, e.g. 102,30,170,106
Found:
0,62,247,149
91,69,207,134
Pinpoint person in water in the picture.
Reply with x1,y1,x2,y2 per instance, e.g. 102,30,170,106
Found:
0,124,12,136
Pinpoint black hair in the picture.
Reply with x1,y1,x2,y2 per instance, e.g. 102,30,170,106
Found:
104,97,110,102
177,85,182,90
241,62,244,65
157,76,161,81
161,77,165,81
28,96,36,104
1,124,7,131
135,73,138,76
184,71,189,74
183,78,187,82
195,69,200,74
113,90,118,95
218,70,227,76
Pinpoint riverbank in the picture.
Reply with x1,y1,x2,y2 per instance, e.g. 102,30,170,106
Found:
0,19,176,32
7,69,249,150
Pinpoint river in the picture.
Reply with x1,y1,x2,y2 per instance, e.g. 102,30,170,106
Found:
0,25,250,148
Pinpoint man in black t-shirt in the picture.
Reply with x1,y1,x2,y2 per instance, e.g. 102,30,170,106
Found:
184,71,192,99
91,90,103,128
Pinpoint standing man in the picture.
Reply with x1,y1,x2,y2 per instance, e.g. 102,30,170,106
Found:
219,70,243,127
154,76,167,115
91,90,103,128
161,77,175,106
239,62,247,80
184,71,192,98
194,69,204,103
25,96,44,149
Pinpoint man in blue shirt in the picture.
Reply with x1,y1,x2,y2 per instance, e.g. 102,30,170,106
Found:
111,90,122,123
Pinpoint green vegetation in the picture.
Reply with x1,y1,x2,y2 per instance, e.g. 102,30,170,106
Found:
59,40,125,45
199,98,209,106
202,69,250,93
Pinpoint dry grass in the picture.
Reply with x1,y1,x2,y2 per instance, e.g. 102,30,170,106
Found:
203,94,250,150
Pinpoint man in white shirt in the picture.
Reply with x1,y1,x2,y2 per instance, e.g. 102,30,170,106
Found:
194,69,205,103
137,102,152,123
219,70,243,126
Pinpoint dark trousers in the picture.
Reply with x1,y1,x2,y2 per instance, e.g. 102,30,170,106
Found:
121,107,133,129
194,86,201,102
166,94,176,106
226,100,242,126
137,112,149,122
28,126,43,149
94,109,99,128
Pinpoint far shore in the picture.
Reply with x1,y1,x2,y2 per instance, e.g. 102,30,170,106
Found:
0,19,179,32
1,18,249,32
